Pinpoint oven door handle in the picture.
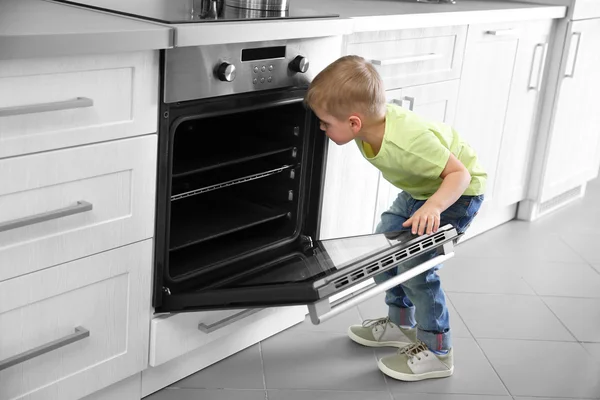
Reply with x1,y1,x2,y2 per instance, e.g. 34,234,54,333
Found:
307,247,455,325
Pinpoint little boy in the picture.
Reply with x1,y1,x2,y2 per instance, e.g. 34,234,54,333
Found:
305,56,487,382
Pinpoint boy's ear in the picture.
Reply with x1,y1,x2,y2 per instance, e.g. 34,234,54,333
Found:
348,115,362,133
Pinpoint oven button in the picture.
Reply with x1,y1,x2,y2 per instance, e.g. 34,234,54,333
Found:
289,56,309,73
261,65,266,72
267,76,272,83
269,65,274,71
253,66,259,73
253,78,258,84
260,77,265,84
217,62,236,82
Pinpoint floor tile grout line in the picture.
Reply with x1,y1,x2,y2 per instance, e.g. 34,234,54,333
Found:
536,293,580,343
446,295,513,397
557,234,597,265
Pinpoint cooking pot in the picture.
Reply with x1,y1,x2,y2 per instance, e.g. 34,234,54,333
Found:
227,0,290,11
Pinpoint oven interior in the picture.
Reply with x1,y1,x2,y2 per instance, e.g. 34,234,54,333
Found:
155,92,326,301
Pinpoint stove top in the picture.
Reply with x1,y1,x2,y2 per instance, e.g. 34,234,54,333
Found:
55,0,339,24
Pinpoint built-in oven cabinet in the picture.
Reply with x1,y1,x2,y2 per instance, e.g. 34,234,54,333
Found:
153,85,461,324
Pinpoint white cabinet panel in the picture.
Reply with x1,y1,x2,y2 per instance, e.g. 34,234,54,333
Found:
0,135,157,281
454,22,521,207
346,25,467,90
495,20,553,206
0,240,152,400
0,51,159,158
541,18,600,202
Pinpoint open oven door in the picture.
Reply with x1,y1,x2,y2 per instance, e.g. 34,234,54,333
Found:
157,224,460,325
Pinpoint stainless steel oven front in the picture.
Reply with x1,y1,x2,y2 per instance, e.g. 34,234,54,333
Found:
152,36,460,324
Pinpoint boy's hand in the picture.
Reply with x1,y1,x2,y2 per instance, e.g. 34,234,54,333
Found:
403,203,441,235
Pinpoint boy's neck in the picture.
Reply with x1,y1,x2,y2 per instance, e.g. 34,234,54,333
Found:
358,114,386,156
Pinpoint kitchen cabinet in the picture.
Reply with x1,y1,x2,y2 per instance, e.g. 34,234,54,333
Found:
345,25,467,90
453,20,552,235
322,26,467,240
494,20,554,206
0,240,152,400
538,18,600,203
0,51,158,159
373,80,461,231
0,135,157,282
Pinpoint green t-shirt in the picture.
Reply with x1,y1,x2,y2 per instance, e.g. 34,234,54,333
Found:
356,103,487,200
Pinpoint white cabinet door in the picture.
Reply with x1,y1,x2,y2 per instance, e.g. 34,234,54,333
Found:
0,240,152,400
495,20,553,206
453,22,522,209
540,18,600,202
373,80,461,231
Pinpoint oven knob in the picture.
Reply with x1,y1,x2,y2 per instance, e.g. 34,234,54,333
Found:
217,62,236,82
289,56,309,73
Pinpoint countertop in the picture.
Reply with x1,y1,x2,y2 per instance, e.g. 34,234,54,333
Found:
0,0,172,60
0,0,567,59
165,0,568,46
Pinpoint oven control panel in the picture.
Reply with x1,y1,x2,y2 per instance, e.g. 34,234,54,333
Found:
164,36,343,103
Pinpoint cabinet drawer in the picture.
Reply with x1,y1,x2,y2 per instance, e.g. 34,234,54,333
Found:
0,135,157,281
346,25,466,89
0,240,152,400
0,51,158,159
150,308,284,367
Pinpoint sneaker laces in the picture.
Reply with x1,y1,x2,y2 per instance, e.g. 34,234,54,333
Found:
362,317,392,338
362,316,391,329
399,340,430,363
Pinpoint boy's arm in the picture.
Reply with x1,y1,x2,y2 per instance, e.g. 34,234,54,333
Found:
402,153,471,235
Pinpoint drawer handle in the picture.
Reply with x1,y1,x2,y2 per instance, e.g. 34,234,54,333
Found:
485,29,519,37
370,53,442,66
0,97,94,117
0,200,93,233
0,326,90,371
528,43,547,91
392,96,415,111
198,309,262,333
565,32,582,79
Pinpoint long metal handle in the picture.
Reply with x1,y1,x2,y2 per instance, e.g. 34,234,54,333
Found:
371,53,442,66
0,97,93,118
565,32,582,78
527,43,547,91
308,251,455,325
0,200,93,233
198,309,262,333
485,29,519,37
392,96,415,111
0,327,89,371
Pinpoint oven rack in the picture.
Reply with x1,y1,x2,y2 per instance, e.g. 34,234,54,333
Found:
173,143,296,178
171,164,294,201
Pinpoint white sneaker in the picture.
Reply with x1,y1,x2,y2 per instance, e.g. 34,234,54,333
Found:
348,317,416,348
378,340,454,381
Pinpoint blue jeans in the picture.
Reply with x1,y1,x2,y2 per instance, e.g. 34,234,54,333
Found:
374,191,483,351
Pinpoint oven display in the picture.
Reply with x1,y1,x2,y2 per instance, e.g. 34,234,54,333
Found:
241,46,287,62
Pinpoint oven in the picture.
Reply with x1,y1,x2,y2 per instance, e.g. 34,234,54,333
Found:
152,36,460,324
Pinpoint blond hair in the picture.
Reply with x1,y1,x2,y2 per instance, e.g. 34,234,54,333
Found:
305,55,386,120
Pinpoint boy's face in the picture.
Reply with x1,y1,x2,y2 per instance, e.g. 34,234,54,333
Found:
313,109,360,145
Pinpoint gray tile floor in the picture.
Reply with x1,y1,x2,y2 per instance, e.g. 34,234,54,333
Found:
148,178,600,400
